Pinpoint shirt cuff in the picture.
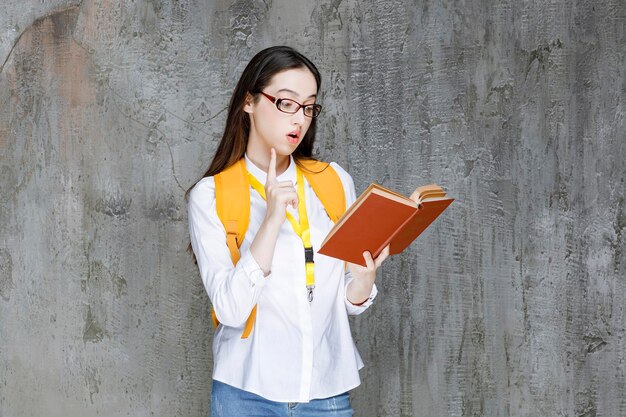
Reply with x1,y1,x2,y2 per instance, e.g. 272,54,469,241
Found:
238,249,270,290
344,282,378,315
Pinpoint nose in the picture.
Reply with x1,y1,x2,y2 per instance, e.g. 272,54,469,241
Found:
292,106,306,125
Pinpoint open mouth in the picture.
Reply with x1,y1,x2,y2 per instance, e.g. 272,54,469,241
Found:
287,132,300,143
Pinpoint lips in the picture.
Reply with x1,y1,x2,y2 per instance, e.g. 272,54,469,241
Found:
286,130,300,144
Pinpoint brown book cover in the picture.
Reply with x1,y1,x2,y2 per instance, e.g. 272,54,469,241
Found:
318,183,454,266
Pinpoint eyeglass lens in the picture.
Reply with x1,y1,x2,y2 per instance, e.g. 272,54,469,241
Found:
277,99,321,117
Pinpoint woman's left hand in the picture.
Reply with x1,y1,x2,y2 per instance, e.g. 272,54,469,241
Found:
346,245,390,305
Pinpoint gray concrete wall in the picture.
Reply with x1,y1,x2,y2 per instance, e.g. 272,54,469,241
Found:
1,1,624,416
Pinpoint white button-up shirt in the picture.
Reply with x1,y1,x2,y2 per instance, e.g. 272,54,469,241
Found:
188,155,377,403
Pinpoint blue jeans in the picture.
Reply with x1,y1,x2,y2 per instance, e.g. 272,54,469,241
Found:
211,380,354,417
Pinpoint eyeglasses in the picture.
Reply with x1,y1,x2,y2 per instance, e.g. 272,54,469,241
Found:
258,92,322,118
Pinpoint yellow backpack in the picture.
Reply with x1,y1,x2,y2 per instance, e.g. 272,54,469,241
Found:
212,158,347,338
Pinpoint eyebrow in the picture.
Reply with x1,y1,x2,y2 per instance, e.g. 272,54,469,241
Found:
275,88,317,99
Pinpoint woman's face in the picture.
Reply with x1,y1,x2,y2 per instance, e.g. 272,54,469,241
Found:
244,67,318,159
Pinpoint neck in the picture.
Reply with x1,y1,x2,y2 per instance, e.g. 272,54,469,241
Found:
247,150,290,176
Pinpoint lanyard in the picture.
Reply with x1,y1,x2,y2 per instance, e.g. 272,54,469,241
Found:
247,166,315,302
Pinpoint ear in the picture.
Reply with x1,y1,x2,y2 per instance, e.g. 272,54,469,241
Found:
243,93,255,114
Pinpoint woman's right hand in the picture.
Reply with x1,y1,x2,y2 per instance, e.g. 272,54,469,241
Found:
249,148,296,276
263,148,298,227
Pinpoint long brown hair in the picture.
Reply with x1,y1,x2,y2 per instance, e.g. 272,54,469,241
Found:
188,46,322,195
186,46,324,260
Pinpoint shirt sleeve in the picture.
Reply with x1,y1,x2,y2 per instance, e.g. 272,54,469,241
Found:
188,177,269,327
330,162,378,315
343,269,378,314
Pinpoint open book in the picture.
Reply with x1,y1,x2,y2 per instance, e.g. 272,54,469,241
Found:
318,184,454,266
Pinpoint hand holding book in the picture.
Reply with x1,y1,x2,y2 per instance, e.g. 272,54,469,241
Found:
318,184,454,266
345,244,390,305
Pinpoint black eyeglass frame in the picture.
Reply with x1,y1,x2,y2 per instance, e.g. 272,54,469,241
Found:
257,91,323,118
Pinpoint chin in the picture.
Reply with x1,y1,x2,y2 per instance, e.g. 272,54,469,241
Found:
275,143,298,156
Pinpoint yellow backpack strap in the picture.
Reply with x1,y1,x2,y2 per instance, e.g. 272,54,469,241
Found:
299,159,348,274
215,158,250,249
298,159,347,222
213,158,257,338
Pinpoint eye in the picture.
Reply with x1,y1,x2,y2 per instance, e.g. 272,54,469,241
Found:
278,99,298,112
305,104,322,117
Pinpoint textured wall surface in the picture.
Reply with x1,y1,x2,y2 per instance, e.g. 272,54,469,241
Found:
1,1,624,416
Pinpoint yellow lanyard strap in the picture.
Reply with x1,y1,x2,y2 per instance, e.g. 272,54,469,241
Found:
248,166,315,302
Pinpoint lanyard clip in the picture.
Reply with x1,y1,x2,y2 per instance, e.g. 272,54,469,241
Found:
304,247,314,302
304,247,314,264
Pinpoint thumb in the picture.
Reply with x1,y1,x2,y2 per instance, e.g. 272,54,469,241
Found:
362,251,375,269
374,245,390,268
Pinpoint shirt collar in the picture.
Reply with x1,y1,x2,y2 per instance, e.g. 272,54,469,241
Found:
244,153,297,185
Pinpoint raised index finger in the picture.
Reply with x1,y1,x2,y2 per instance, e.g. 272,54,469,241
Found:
267,148,277,184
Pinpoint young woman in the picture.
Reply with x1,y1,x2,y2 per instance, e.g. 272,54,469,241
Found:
187,46,393,417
